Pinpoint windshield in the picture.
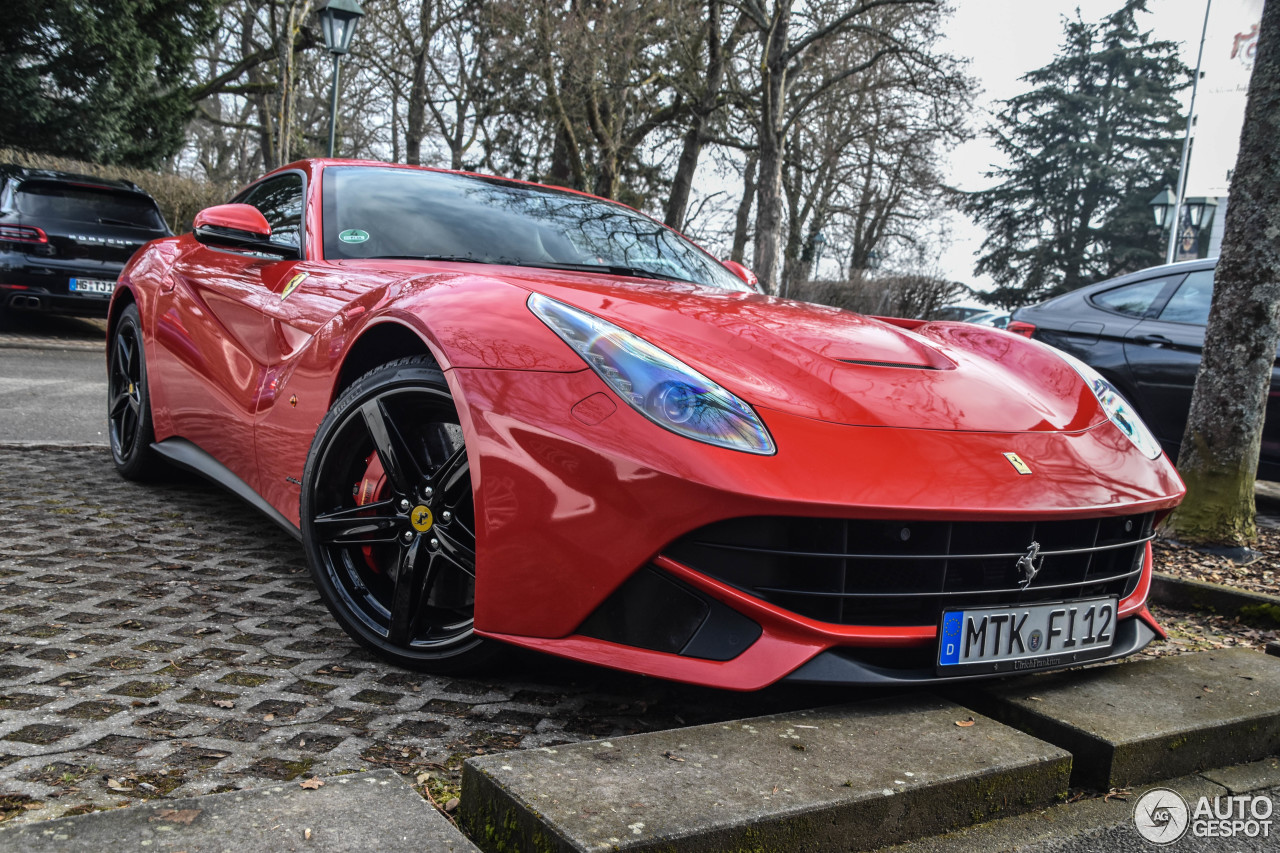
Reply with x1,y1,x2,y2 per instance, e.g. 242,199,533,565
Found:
16,182,166,230
321,166,753,292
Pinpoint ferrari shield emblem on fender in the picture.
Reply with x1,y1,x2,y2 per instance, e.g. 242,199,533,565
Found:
281,272,308,301
1003,452,1032,475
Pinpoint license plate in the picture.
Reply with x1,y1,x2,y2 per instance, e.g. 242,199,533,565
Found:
69,277,116,296
937,596,1117,675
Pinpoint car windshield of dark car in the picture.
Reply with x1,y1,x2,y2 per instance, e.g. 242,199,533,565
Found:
15,183,165,230
321,166,753,292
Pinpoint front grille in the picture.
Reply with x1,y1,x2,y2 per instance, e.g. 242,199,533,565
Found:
664,514,1154,626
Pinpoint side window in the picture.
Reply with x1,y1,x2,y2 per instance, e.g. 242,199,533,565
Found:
1158,269,1214,325
1090,275,1181,318
238,174,304,250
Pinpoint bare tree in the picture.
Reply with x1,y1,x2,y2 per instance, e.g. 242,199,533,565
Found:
1168,0,1280,548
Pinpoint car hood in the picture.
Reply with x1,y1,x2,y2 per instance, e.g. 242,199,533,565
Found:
505,276,1102,434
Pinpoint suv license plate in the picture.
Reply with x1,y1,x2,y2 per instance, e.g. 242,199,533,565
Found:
937,596,1117,676
69,277,116,296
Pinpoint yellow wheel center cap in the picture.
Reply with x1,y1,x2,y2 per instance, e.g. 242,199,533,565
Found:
410,505,434,532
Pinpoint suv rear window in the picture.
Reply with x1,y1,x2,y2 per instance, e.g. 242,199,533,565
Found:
15,182,165,230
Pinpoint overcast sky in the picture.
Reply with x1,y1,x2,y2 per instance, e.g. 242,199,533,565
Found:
939,0,1211,297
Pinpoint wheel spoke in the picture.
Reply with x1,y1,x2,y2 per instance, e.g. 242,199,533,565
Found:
387,538,442,645
361,398,423,496
432,443,470,505
109,390,131,418
119,406,136,446
435,528,476,572
313,499,404,545
116,334,134,381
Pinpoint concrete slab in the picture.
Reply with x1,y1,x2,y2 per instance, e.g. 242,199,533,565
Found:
882,773,1228,853
968,649,1280,789
1201,756,1280,795
0,769,479,853
459,695,1071,853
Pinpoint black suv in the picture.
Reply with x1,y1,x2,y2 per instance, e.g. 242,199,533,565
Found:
0,165,171,317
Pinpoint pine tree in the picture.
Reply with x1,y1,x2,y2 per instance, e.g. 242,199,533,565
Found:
0,1,217,168
963,0,1188,307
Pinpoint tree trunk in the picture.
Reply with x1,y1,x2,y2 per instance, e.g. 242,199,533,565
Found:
753,4,790,295
730,151,757,263
665,0,725,230
405,0,432,166
1168,0,1280,547
665,122,705,230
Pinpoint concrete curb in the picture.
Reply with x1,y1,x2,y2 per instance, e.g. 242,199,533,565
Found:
0,769,479,853
882,760,1280,852
459,696,1072,853
0,338,102,352
1151,572,1280,628
969,649,1280,790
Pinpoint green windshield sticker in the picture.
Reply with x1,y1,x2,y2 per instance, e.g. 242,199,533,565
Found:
339,229,369,244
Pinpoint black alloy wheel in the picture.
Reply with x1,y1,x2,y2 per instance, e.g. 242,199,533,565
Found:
107,303,160,480
301,356,495,671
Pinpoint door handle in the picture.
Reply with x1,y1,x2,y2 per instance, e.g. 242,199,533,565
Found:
1134,334,1173,348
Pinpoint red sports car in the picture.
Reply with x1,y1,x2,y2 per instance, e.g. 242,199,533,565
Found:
106,159,1184,690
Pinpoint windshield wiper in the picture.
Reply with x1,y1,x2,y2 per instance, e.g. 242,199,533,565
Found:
97,217,143,227
377,254,494,263
514,260,699,284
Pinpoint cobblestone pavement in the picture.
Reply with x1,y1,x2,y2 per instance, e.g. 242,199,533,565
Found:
0,446,843,827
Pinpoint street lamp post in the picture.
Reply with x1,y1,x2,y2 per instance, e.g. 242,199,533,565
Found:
317,0,366,158
1150,186,1177,258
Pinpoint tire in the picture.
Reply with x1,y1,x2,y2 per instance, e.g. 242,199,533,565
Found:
108,303,162,480
300,356,497,672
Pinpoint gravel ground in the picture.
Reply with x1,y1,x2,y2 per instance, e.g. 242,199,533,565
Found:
1143,525,1280,657
1155,530,1280,597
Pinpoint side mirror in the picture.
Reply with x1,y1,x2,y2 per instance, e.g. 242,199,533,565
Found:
722,260,758,288
193,204,297,258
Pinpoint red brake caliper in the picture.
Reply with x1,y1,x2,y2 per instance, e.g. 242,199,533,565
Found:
354,454,388,573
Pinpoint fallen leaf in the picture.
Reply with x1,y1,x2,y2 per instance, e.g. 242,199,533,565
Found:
304,828,312,840
299,778,325,790
955,717,976,728
263,713,275,722
416,772,432,785
662,751,685,762
151,809,201,824
213,700,235,709
444,797,459,812
1104,789,1131,802
106,778,132,791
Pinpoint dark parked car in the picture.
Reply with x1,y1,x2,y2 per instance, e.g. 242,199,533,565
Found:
1009,258,1280,479
0,165,171,317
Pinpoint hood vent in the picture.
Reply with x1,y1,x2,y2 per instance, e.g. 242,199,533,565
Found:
838,359,938,369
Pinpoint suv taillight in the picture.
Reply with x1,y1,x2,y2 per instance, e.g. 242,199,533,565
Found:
0,225,48,244
1006,320,1036,338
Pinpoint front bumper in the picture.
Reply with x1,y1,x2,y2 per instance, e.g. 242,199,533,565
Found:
451,366,1183,689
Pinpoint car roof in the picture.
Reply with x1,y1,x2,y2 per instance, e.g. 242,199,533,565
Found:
0,164,146,195
1080,257,1217,293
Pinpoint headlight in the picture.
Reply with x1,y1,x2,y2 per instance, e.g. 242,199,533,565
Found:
1058,351,1163,459
528,293,775,455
